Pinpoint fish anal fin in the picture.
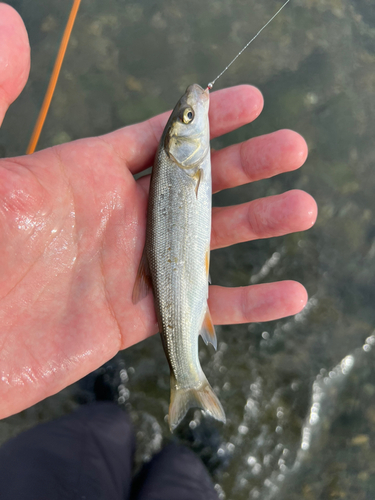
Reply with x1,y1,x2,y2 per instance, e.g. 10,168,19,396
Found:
169,372,226,431
205,249,211,283
132,247,152,304
200,307,217,350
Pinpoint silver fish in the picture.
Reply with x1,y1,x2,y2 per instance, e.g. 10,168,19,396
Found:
133,83,226,431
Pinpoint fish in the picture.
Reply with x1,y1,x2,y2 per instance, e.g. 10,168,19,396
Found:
132,83,225,431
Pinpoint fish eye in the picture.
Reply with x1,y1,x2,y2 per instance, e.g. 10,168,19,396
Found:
182,107,194,124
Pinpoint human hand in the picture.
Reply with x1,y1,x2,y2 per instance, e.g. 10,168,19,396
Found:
0,3,317,418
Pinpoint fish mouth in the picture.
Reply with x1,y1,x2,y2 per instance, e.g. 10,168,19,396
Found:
185,83,209,103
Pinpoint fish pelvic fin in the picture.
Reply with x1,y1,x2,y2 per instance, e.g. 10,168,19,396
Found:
132,246,152,304
168,372,226,432
200,306,217,350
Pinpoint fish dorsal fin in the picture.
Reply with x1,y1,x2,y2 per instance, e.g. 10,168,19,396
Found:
132,247,152,304
199,307,217,350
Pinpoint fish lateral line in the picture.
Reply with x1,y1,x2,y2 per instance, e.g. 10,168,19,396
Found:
206,0,291,91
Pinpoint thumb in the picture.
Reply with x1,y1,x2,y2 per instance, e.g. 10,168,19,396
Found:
0,3,30,126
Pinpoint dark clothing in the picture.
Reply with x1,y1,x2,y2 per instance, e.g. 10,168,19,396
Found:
131,442,219,500
0,403,219,500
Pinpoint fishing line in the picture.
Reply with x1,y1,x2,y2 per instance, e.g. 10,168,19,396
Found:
207,0,291,90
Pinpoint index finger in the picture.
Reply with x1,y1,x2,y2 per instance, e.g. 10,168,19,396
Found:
100,85,263,175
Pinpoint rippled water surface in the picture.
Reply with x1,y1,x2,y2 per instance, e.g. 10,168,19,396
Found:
1,1,375,498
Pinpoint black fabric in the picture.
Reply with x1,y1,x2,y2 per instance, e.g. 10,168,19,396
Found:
0,403,135,500
0,402,219,500
131,444,219,500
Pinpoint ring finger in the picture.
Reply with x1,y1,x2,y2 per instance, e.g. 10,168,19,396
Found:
211,189,317,250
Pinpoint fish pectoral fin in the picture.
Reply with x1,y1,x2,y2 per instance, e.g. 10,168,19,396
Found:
169,372,226,432
132,246,152,304
194,168,203,198
199,306,217,350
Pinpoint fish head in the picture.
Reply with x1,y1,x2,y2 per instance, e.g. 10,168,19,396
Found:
163,84,210,171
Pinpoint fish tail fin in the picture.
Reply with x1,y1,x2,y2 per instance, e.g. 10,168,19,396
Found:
168,373,226,431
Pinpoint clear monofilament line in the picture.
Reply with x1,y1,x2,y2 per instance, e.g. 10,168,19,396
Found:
207,0,291,90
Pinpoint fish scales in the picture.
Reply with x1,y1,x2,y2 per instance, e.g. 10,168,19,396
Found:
149,147,211,389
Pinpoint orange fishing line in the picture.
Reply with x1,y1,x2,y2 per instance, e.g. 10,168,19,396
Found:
26,0,81,154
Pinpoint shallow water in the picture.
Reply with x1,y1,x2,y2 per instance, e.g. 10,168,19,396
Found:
1,0,375,498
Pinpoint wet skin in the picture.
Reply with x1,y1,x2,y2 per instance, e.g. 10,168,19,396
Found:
0,3,317,418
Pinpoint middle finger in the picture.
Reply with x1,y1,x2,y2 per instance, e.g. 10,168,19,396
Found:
212,129,308,193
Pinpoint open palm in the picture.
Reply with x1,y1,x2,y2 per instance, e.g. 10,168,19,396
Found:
0,4,316,419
